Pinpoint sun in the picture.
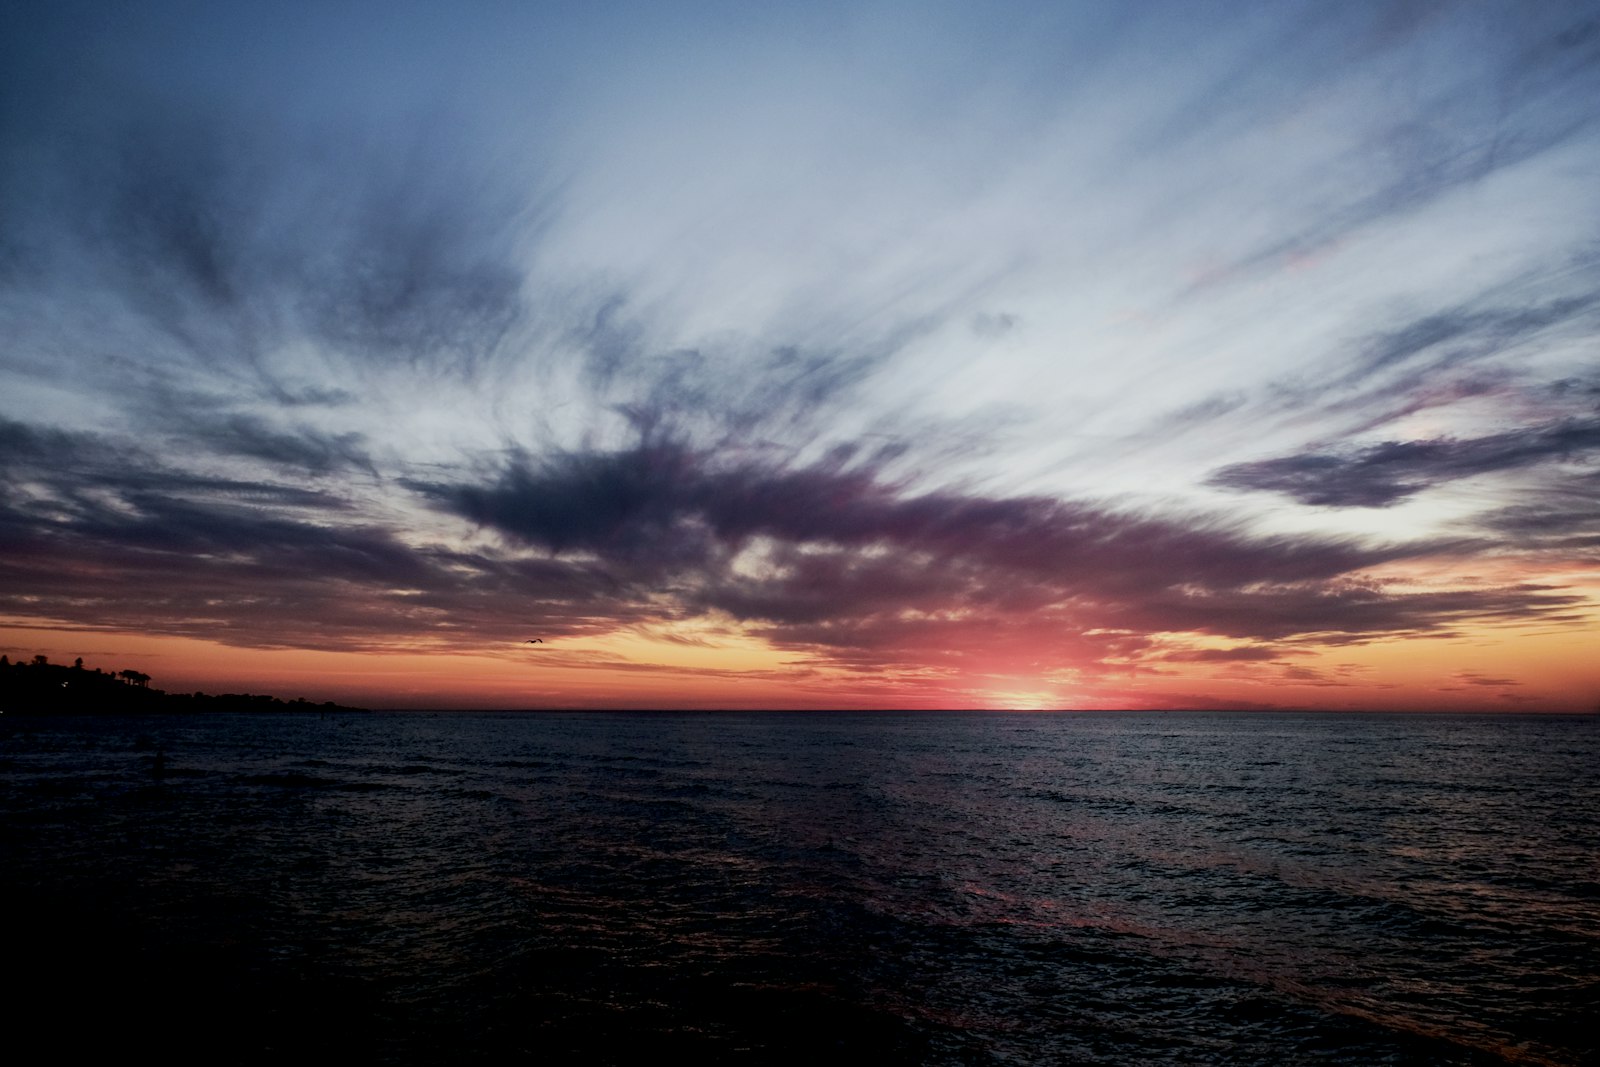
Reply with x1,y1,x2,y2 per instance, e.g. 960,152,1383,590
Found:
986,688,1059,711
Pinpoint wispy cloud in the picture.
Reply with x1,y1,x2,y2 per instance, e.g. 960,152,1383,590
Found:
2,1,1597,705
1210,417,1600,507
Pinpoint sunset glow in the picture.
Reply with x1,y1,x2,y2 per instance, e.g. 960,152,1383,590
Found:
2,1,1597,709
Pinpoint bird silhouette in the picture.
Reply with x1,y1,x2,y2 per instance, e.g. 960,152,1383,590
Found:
525,639,543,644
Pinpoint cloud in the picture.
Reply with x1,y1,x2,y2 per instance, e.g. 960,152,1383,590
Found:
0,416,660,651
1339,295,1600,388
1270,662,1397,688
0,417,346,509
418,432,1398,584
1473,471,1600,553
969,312,1018,339
1454,670,1521,688
1208,417,1600,507
8,407,1579,671
2,74,535,396
1153,646,1287,663
1193,8,1600,293
415,428,1586,672
177,413,376,476
2,2,1597,705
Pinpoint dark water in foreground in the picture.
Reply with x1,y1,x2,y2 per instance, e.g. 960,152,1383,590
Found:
2,712,1595,1065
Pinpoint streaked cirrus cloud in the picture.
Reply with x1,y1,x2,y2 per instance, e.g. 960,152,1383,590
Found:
2,0,1596,708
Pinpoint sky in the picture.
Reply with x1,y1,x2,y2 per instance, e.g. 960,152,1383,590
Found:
2,0,1597,710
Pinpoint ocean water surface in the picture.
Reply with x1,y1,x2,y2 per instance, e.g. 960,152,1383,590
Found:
2,711,1595,1064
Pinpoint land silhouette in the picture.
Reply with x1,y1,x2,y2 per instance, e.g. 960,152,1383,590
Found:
0,653,365,714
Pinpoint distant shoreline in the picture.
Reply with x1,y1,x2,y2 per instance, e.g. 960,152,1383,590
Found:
0,654,367,715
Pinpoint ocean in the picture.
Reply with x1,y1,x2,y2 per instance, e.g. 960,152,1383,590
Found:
2,710,1595,1065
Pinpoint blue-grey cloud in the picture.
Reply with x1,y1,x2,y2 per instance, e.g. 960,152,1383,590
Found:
0,417,350,507
1474,471,1600,553
1339,293,1600,388
179,414,376,477
42,110,528,379
1190,6,1600,292
1209,417,1600,507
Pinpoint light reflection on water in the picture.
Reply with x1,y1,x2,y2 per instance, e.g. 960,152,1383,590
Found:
2,711,1595,1064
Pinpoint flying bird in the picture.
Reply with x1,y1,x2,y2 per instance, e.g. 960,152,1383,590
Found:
525,639,543,644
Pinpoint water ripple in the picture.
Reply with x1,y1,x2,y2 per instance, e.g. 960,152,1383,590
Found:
1,710,1594,1064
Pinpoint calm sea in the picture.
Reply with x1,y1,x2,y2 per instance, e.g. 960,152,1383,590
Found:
2,711,1595,1065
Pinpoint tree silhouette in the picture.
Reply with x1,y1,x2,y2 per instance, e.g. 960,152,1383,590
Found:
3,651,363,713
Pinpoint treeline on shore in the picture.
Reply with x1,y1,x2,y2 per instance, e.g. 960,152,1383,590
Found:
0,654,366,714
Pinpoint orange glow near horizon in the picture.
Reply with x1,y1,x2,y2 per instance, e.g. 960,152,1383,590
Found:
5,608,1595,712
